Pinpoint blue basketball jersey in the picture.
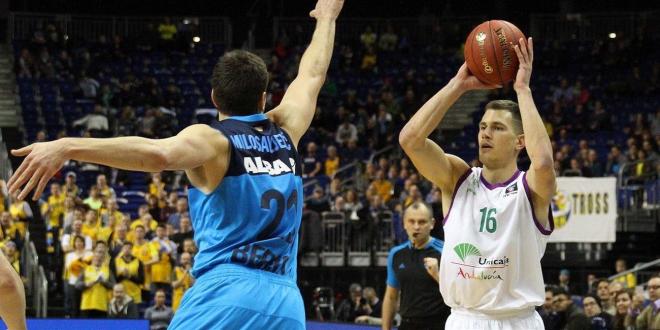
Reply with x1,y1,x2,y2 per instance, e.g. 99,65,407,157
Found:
187,113,303,282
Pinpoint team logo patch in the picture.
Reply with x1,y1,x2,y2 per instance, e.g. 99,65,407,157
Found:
452,242,508,281
504,182,518,197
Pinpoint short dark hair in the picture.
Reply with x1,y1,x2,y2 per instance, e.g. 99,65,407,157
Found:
552,287,569,297
211,50,269,116
484,100,523,134
584,294,602,309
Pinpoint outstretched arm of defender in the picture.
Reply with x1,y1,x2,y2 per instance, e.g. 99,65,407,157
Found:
513,37,556,228
399,64,498,193
267,0,344,146
8,124,226,200
0,252,26,330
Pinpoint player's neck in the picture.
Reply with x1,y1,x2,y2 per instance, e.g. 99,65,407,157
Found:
481,162,519,186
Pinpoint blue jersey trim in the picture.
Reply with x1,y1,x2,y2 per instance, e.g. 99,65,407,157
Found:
386,242,409,289
224,113,268,122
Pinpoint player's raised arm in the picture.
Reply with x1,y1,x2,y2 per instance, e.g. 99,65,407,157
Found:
399,64,498,193
267,0,344,146
0,252,27,330
513,37,556,227
8,124,227,201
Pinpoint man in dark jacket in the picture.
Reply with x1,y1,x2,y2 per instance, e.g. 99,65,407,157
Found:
553,287,591,330
107,283,138,318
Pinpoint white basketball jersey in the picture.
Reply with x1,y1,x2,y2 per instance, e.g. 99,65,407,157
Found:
439,167,553,315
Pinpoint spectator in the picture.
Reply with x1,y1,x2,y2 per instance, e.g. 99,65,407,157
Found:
172,252,195,311
611,258,637,289
146,194,163,223
109,224,130,258
107,283,138,319
63,235,92,318
558,268,577,295
42,182,66,229
132,225,159,299
362,287,382,318
306,186,330,214
584,150,604,177
324,145,341,177
336,283,367,322
96,174,116,200
100,199,122,228
157,17,177,42
360,46,377,71
148,173,166,198
150,224,176,293
172,215,193,250
632,276,660,329
0,212,21,246
302,142,322,179
8,191,33,237
538,286,560,330
563,158,584,177
612,289,634,330
144,289,174,330
335,117,358,147
378,25,398,51
61,219,93,253
583,294,613,330
131,210,158,237
181,238,197,258
64,171,80,198
78,73,100,99
608,282,624,315
1,241,20,275
81,209,100,243
111,242,144,304
359,25,377,49
78,248,114,318
552,287,591,330
83,186,104,211
369,170,393,203
166,197,188,230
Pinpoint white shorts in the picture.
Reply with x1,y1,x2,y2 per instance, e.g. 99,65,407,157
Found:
445,308,544,330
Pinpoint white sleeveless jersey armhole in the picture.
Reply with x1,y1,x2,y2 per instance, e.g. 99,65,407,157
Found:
439,167,554,315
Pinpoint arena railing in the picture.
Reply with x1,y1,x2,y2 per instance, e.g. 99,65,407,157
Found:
8,12,233,45
530,11,660,41
607,257,660,292
617,159,659,232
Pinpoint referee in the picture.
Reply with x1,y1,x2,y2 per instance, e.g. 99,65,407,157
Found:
382,202,449,330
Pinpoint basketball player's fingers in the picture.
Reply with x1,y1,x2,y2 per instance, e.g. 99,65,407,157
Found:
32,172,53,201
518,38,529,64
18,167,44,201
7,160,34,195
528,37,534,62
513,44,525,65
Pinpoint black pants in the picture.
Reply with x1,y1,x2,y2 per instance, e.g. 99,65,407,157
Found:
399,315,447,330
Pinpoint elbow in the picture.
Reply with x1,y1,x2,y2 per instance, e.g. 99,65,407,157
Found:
0,272,19,293
154,148,171,172
398,127,421,151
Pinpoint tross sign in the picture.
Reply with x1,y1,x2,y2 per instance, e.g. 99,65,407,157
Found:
549,177,617,242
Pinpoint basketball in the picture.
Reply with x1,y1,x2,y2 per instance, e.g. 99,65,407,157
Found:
464,20,526,85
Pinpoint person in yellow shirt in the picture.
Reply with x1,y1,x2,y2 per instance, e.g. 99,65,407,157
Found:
324,145,341,177
81,209,100,243
0,212,21,245
63,235,93,318
111,241,145,304
100,199,123,227
150,224,177,293
2,240,20,275
132,225,158,301
95,174,116,200
369,169,393,202
157,17,177,41
8,190,32,237
78,248,114,318
63,172,80,198
130,212,158,239
42,183,66,229
612,258,637,289
83,186,104,211
109,224,130,258
172,252,195,311
149,172,166,198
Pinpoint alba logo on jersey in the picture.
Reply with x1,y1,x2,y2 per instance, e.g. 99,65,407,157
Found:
452,242,507,281
243,157,297,176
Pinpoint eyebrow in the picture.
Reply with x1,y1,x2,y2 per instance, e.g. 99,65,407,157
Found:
479,121,508,127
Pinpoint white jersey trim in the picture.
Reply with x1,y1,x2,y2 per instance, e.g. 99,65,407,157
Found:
521,172,555,235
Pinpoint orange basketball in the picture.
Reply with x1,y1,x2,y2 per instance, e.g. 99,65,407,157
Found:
464,20,526,85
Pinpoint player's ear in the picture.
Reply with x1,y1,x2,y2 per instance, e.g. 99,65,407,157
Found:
211,89,220,110
259,92,267,111
515,133,525,151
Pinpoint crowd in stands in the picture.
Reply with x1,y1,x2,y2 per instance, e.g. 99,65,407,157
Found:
2,16,659,327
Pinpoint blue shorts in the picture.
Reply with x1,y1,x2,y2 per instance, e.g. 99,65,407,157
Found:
168,263,305,330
